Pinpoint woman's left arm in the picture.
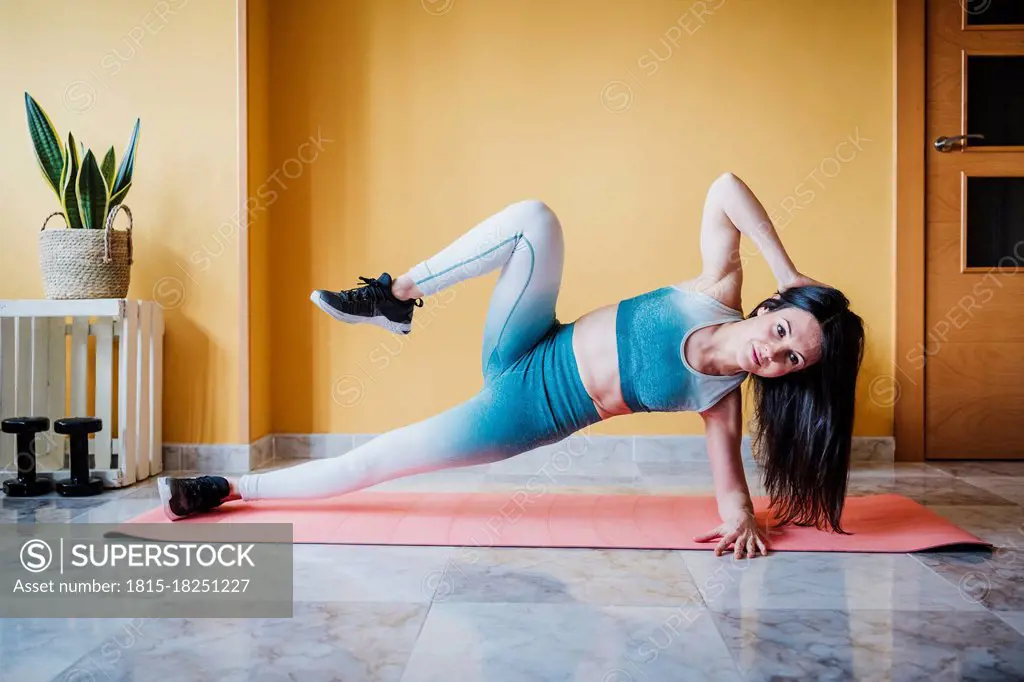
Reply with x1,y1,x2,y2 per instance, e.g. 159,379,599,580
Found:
693,389,769,558
700,173,807,293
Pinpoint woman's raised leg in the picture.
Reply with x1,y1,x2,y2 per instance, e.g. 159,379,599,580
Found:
403,199,565,376
312,199,565,372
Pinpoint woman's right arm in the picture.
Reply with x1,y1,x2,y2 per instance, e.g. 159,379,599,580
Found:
694,389,769,559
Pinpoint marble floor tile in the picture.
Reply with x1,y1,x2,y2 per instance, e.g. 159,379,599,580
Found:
292,544,455,603
914,548,1024,612
846,476,1016,506
635,461,716,479
117,481,162,500
51,602,427,682
642,480,770,497
847,462,954,480
926,505,1024,548
638,475,712,491
639,480,714,495
0,496,110,524
997,611,1024,637
69,498,162,524
424,547,701,606
0,617,133,682
959,476,1024,505
710,608,1024,682
637,479,770,496
632,435,712,462
639,463,769,497
636,460,762,482
400,602,742,682
683,551,984,612
932,461,1024,479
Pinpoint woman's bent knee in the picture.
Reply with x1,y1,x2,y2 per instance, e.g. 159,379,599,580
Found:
511,198,559,227
508,199,562,250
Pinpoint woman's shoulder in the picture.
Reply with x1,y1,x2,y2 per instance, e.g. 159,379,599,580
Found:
671,275,744,315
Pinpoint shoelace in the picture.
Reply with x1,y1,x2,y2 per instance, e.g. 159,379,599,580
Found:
174,477,204,511
178,477,221,511
344,276,389,303
346,277,423,307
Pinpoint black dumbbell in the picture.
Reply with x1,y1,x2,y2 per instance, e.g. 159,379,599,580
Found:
1,417,54,497
54,418,104,497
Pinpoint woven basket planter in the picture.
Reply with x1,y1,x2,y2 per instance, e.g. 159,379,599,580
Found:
39,205,134,299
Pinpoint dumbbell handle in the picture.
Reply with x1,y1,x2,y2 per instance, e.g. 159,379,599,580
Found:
15,433,38,484
68,434,91,483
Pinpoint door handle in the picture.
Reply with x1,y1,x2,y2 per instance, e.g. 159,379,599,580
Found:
934,134,986,152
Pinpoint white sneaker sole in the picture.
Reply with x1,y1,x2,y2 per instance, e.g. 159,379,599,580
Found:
157,477,187,522
310,291,412,335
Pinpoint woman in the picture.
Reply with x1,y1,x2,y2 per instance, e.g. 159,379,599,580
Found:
159,173,865,559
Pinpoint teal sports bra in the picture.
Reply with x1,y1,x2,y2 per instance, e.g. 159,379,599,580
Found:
615,285,747,413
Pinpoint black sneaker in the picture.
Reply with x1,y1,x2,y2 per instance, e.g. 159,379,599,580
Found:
311,272,423,335
158,476,231,521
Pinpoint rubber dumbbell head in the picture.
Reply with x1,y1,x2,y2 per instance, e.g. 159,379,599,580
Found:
2,416,51,435
53,417,104,497
53,417,103,436
2,417,53,497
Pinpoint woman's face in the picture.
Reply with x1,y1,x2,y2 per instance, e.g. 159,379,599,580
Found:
737,306,822,378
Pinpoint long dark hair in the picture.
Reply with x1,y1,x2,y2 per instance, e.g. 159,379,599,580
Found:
748,286,865,533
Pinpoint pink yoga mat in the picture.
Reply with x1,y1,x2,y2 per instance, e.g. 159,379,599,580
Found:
126,492,988,552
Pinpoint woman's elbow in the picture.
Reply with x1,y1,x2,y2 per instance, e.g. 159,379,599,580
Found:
712,172,743,192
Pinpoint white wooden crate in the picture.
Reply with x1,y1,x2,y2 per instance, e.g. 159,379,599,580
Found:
0,299,164,488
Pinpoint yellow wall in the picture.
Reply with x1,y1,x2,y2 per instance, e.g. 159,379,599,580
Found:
263,0,893,437
247,0,272,441
0,0,894,447
0,0,244,444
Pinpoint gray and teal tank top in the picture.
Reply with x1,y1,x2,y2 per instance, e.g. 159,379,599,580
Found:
615,285,747,413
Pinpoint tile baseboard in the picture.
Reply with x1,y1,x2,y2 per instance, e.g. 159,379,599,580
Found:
161,435,894,473
163,434,275,474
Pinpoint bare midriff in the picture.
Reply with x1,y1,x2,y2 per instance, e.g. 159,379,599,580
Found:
572,303,632,420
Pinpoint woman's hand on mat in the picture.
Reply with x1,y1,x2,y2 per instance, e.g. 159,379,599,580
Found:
694,513,769,559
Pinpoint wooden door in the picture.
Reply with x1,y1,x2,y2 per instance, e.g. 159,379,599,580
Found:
925,0,1024,459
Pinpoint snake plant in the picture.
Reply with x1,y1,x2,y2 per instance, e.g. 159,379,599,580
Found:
25,92,140,229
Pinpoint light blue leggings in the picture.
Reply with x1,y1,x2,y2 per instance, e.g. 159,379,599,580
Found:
238,200,601,500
